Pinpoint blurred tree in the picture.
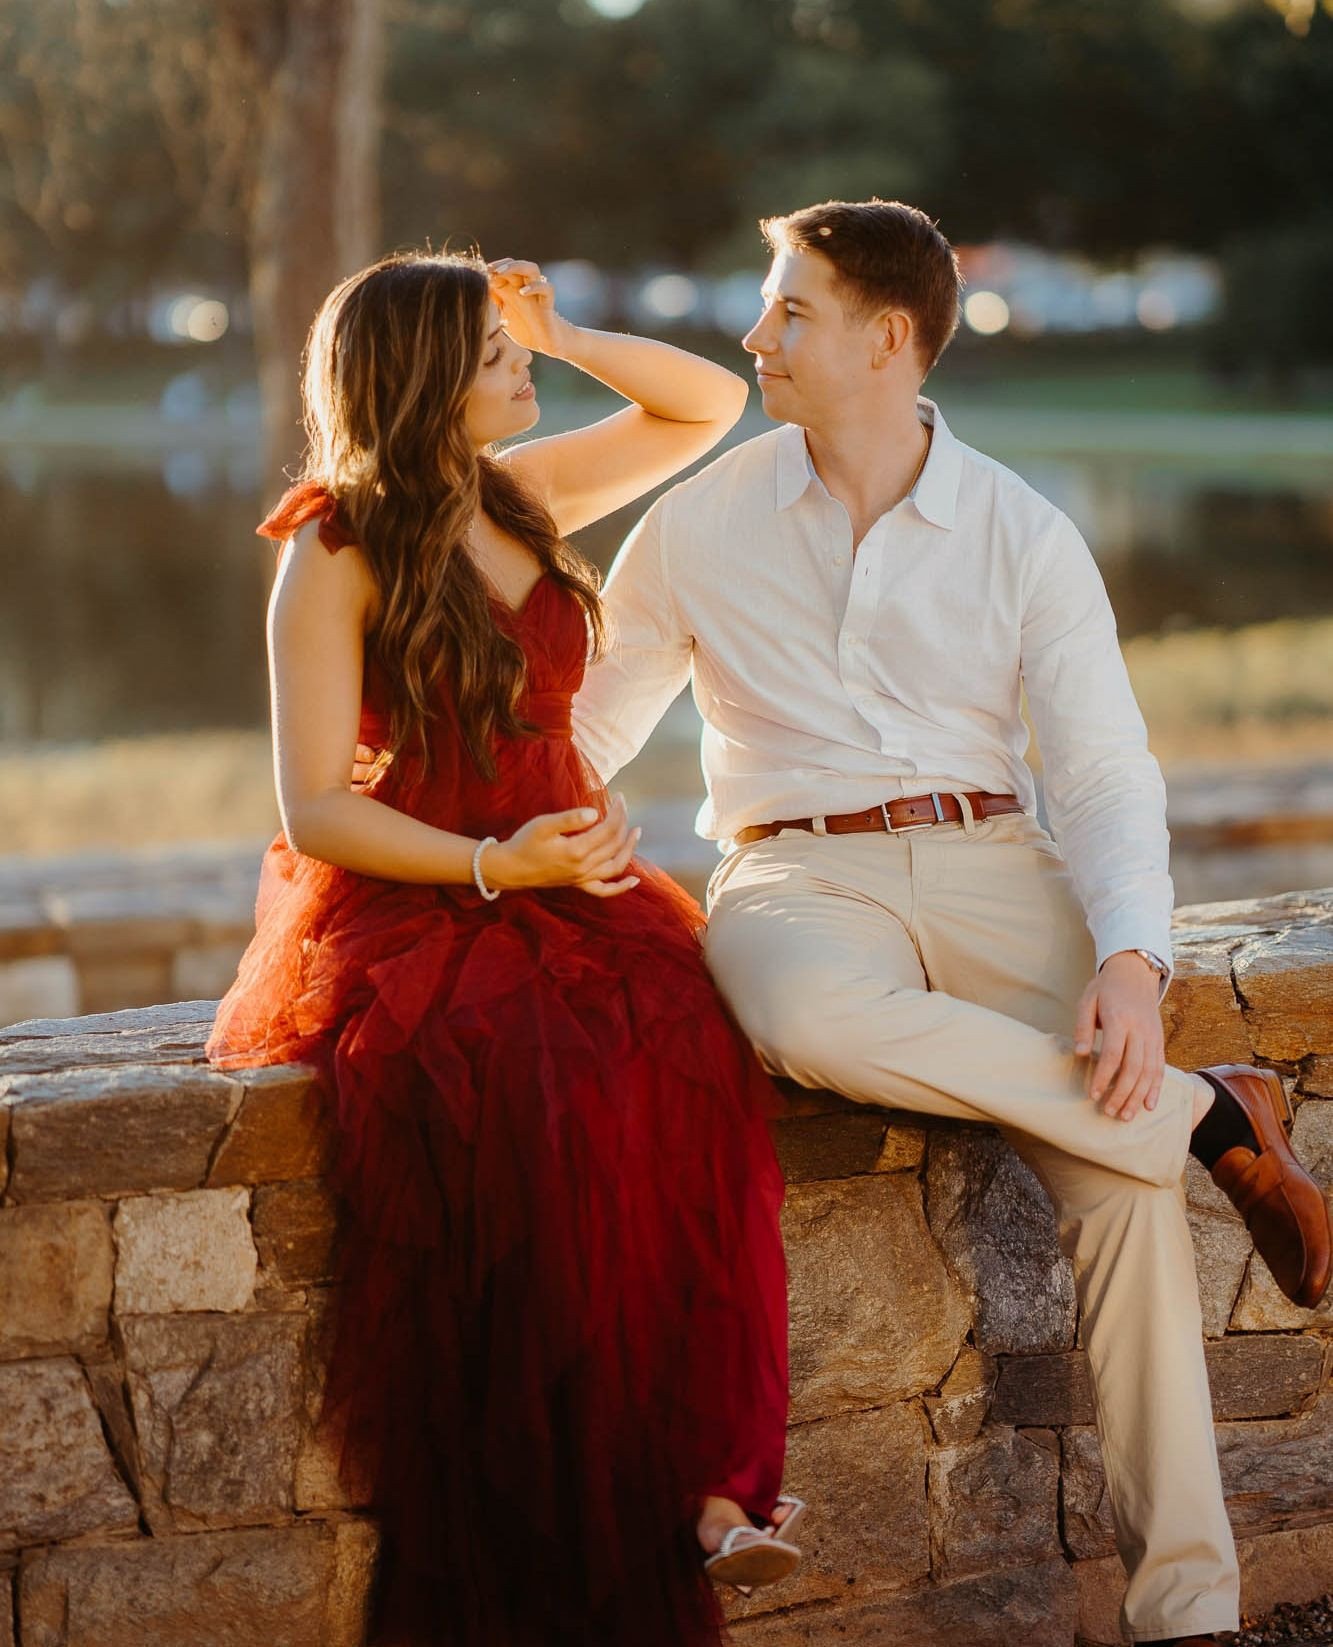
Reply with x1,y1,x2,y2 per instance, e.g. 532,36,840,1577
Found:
219,0,386,487
0,0,385,488
1214,213,1333,382
380,0,944,266
3,0,1332,423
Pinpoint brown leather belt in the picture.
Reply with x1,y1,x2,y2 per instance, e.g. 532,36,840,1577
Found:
734,790,1025,845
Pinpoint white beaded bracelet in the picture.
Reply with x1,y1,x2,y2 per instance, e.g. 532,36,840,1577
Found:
472,835,501,901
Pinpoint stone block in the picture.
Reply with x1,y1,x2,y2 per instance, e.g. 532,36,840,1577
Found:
84,1358,147,1507
0,1358,138,1544
1233,1250,1333,1330
2,1063,239,1201
1074,1522,1333,1646
0,1201,114,1358
771,1110,888,1182
1299,1055,1333,1096
1185,1203,1252,1339
18,1522,354,1647
74,951,175,1015
326,1519,380,1647
875,1121,927,1172
208,1066,336,1187
1061,1428,1120,1561
994,1351,1095,1429
1235,1522,1333,1623
120,1312,305,1531
251,1179,339,1286
171,941,248,1001
783,1174,970,1422
925,1129,1076,1355
114,1187,257,1315
294,1291,374,1514
1065,1394,1333,1557
997,1334,1323,1429
729,1556,1079,1647
1233,926,1333,1061
0,1000,216,1077
929,1427,1061,1583
0,956,79,1032
1184,1155,1253,1342
1072,1553,1125,1647
726,1403,929,1623
1213,1393,1333,1535
923,1347,996,1445
1204,1333,1325,1419
1160,941,1251,1069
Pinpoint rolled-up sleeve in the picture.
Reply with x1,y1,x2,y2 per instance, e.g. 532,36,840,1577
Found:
572,495,694,785
1020,510,1175,983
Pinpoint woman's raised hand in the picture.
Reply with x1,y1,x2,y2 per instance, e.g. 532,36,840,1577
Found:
487,258,576,359
484,794,642,899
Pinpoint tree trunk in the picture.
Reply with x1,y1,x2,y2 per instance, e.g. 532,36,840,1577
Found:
243,0,385,502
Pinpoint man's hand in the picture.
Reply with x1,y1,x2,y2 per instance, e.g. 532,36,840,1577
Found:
1074,950,1166,1122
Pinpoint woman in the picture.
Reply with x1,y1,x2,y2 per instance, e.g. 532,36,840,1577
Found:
206,248,800,1647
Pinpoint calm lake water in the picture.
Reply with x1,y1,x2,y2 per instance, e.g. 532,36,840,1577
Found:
4,404,1332,747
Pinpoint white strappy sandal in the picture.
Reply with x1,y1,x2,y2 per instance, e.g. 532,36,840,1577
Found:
764,1494,807,1544
703,1524,802,1589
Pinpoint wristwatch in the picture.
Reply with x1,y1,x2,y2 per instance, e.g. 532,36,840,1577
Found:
1132,948,1170,978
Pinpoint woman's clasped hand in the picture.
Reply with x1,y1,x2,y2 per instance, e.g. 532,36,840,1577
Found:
479,793,642,897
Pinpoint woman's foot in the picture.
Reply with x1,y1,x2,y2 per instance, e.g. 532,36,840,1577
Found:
695,1493,805,1552
696,1495,752,1557
698,1494,803,1591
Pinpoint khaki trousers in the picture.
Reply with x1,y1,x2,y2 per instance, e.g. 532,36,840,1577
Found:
704,808,1240,1643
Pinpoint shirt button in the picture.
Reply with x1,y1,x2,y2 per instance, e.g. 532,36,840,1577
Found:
833,555,846,566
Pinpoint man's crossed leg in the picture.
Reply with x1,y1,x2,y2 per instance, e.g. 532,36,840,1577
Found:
705,813,1244,1642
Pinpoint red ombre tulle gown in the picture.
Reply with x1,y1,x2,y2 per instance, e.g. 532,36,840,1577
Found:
206,484,789,1647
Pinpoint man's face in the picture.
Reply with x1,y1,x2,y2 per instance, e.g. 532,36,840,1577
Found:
741,246,881,427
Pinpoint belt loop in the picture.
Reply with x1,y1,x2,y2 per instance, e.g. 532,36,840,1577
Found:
956,792,978,835
811,814,828,837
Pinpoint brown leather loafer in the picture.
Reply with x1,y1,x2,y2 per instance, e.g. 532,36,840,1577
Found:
1198,1063,1332,1309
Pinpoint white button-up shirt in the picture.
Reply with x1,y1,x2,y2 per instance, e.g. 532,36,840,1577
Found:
572,397,1174,973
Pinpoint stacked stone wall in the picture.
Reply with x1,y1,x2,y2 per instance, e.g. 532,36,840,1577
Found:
1,888,1331,1645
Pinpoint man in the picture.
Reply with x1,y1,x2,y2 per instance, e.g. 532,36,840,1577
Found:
570,200,1331,1646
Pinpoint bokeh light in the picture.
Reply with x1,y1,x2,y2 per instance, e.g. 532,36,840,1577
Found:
640,273,699,320
1136,290,1178,331
963,290,1011,335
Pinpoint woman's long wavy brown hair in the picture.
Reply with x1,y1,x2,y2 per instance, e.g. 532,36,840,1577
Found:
297,249,606,779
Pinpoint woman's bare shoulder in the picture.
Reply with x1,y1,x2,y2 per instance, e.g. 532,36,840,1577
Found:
273,518,380,625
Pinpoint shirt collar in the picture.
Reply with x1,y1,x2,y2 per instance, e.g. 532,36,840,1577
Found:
773,395,962,532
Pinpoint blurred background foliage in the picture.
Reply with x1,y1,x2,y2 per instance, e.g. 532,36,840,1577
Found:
2,0,1332,871
2,0,1331,336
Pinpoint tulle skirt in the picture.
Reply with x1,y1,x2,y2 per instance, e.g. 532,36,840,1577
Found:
208,841,789,1647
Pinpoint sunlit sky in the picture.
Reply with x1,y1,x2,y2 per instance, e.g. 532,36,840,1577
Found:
585,0,649,16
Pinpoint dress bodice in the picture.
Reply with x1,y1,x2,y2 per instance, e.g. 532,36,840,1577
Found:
257,483,588,819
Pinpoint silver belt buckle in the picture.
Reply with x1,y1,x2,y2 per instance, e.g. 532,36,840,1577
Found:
883,791,945,834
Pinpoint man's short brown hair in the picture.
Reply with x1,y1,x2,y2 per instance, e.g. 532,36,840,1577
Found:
761,199,963,374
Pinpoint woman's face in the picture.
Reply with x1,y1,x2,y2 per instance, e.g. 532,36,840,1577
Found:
463,299,538,447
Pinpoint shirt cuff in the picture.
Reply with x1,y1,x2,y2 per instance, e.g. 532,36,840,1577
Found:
1093,915,1175,999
